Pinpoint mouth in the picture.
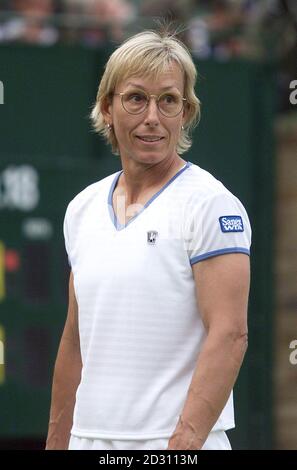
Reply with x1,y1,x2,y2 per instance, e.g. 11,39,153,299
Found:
136,135,165,144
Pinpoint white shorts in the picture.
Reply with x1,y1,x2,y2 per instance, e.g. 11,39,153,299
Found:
68,430,231,450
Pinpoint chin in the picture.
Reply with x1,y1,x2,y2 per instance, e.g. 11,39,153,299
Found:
135,152,165,165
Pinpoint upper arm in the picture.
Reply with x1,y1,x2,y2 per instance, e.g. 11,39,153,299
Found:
62,204,80,350
192,253,250,335
63,271,80,347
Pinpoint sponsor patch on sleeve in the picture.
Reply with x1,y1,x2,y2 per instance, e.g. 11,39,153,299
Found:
219,215,244,233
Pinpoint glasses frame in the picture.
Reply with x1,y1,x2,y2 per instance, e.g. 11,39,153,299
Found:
113,91,187,118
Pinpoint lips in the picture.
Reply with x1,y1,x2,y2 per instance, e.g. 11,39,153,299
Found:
136,135,165,143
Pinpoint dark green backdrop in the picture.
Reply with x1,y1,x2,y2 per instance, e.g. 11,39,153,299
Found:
0,44,275,449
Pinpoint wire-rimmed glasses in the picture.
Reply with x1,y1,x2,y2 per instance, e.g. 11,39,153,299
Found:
114,90,186,117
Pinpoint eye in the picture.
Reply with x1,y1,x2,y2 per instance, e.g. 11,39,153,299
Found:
160,94,178,104
126,92,146,103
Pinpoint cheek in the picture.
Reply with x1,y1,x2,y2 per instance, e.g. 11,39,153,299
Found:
113,119,140,150
113,115,140,138
168,121,182,141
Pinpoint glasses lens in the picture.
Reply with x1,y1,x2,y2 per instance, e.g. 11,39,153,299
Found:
158,93,183,117
122,91,148,114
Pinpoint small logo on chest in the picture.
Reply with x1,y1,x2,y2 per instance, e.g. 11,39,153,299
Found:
147,230,158,245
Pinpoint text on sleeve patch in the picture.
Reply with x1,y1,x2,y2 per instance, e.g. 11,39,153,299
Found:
219,216,244,232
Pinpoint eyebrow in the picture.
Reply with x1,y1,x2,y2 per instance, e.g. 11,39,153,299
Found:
125,82,179,92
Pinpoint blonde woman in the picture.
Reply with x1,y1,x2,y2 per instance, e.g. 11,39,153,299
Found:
46,29,251,451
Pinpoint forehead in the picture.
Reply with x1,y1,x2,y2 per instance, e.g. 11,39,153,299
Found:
116,62,185,92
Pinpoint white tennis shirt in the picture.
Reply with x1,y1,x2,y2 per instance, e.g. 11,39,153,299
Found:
64,161,251,440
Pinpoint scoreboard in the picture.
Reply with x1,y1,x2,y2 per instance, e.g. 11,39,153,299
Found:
0,158,119,437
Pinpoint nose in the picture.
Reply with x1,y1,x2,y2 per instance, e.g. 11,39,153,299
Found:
143,96,160,127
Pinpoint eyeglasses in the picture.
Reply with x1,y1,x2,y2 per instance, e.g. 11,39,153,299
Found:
113,90,187,117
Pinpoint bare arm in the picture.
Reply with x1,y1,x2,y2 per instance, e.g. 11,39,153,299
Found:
167,253,250,450
46,271,82,450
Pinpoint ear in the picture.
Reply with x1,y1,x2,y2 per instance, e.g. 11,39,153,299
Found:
100,95,113,125
182,103,189,127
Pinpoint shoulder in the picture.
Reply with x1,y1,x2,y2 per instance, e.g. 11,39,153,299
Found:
182,163,251,232
65,171,119,218
182,162,239,203
184,163,251,243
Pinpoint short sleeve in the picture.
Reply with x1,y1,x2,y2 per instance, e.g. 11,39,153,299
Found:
186,192,252,265
63,203,72,268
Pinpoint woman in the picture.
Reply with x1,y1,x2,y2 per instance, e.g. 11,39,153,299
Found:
46,29,251,450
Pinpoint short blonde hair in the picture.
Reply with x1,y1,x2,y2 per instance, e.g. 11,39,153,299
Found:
91,29,201,155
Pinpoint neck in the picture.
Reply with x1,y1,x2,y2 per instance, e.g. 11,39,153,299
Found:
118,154,186,205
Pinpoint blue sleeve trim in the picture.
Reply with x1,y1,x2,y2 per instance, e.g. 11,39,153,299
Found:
190,247,250,265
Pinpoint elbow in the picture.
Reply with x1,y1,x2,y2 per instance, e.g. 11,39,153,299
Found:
233,329,248,348
238,331,248,357
227,329,248,351
228,329,248,365
210,327,248,362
